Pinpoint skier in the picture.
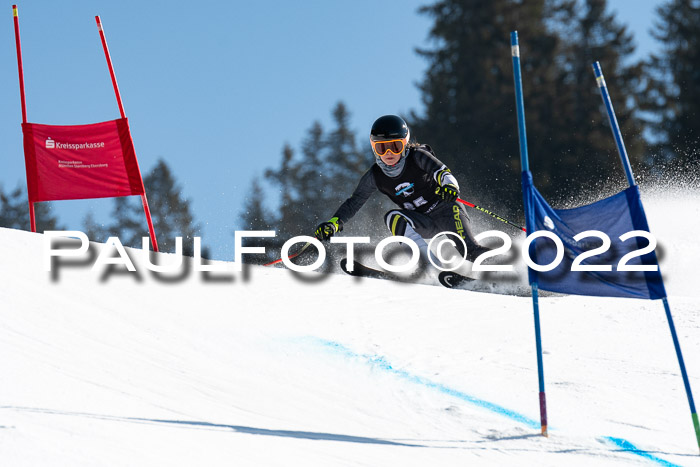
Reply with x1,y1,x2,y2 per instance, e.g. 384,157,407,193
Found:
314,114,490,271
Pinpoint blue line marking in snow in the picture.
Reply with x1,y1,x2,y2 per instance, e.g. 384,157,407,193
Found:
304,338,680,466
306,337,540,429
602,437,680,467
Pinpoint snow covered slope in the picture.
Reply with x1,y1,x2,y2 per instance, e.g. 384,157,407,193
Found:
1,189,699,466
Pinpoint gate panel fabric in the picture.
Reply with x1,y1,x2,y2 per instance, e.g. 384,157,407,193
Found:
522,170,666,300
22,118,144,202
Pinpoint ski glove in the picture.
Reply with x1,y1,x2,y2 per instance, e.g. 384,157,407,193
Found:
435,184,459,202
315,217,343,241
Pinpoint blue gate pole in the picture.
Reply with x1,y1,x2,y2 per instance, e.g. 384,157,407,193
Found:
663,297,700,453
593,61,699,453
592,62,636,186
512,30,548,437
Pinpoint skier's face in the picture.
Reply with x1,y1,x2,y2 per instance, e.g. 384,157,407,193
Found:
371,136,407,166
379,151,402,166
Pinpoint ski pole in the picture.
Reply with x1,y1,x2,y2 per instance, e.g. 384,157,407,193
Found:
263,241,312,266
457,198,526,232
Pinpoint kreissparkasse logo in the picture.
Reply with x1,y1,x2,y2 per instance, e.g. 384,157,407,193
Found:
44,138,106,150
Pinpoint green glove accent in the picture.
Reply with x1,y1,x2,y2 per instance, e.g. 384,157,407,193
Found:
315,217,343,240
435,184,459,202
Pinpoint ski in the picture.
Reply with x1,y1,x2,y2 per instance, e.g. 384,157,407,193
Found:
339,258,392,280
340,258,505,294
439,270,535,296
438,270,476,289
341,258,477,288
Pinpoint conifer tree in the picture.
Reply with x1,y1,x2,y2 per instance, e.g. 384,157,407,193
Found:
107,196,144,247
546,0,645,198
82,210,109,243
264,143,305,240
0,184,61,232
239,179,274,232
239,179,277,264
262,102,372,240
642,0,700,168
323,102,371,191
297,121,331,223
412,0,643,214
104,159,199,255
145,160,198,254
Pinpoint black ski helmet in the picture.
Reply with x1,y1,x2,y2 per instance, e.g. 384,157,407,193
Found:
370,115,410,142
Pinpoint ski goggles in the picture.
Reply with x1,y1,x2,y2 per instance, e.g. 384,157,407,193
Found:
371,138,407,157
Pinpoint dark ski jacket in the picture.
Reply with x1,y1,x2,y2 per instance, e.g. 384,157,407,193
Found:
333,145,458,223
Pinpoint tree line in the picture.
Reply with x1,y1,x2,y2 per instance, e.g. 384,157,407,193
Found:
0,159,199,256
241,0,700,264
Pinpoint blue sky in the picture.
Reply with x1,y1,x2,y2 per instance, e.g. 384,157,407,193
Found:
1,0,663,260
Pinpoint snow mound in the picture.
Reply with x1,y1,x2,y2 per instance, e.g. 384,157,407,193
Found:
0,188,698,466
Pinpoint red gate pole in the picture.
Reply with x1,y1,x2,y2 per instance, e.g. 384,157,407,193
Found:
12,6,27,123
95,15,126,119
13,5,36,232
140,194,159,252
95,15,158,252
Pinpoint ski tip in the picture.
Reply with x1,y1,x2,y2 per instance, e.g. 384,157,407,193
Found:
438,271,456,288
438,271,474,289
339,258,358,276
